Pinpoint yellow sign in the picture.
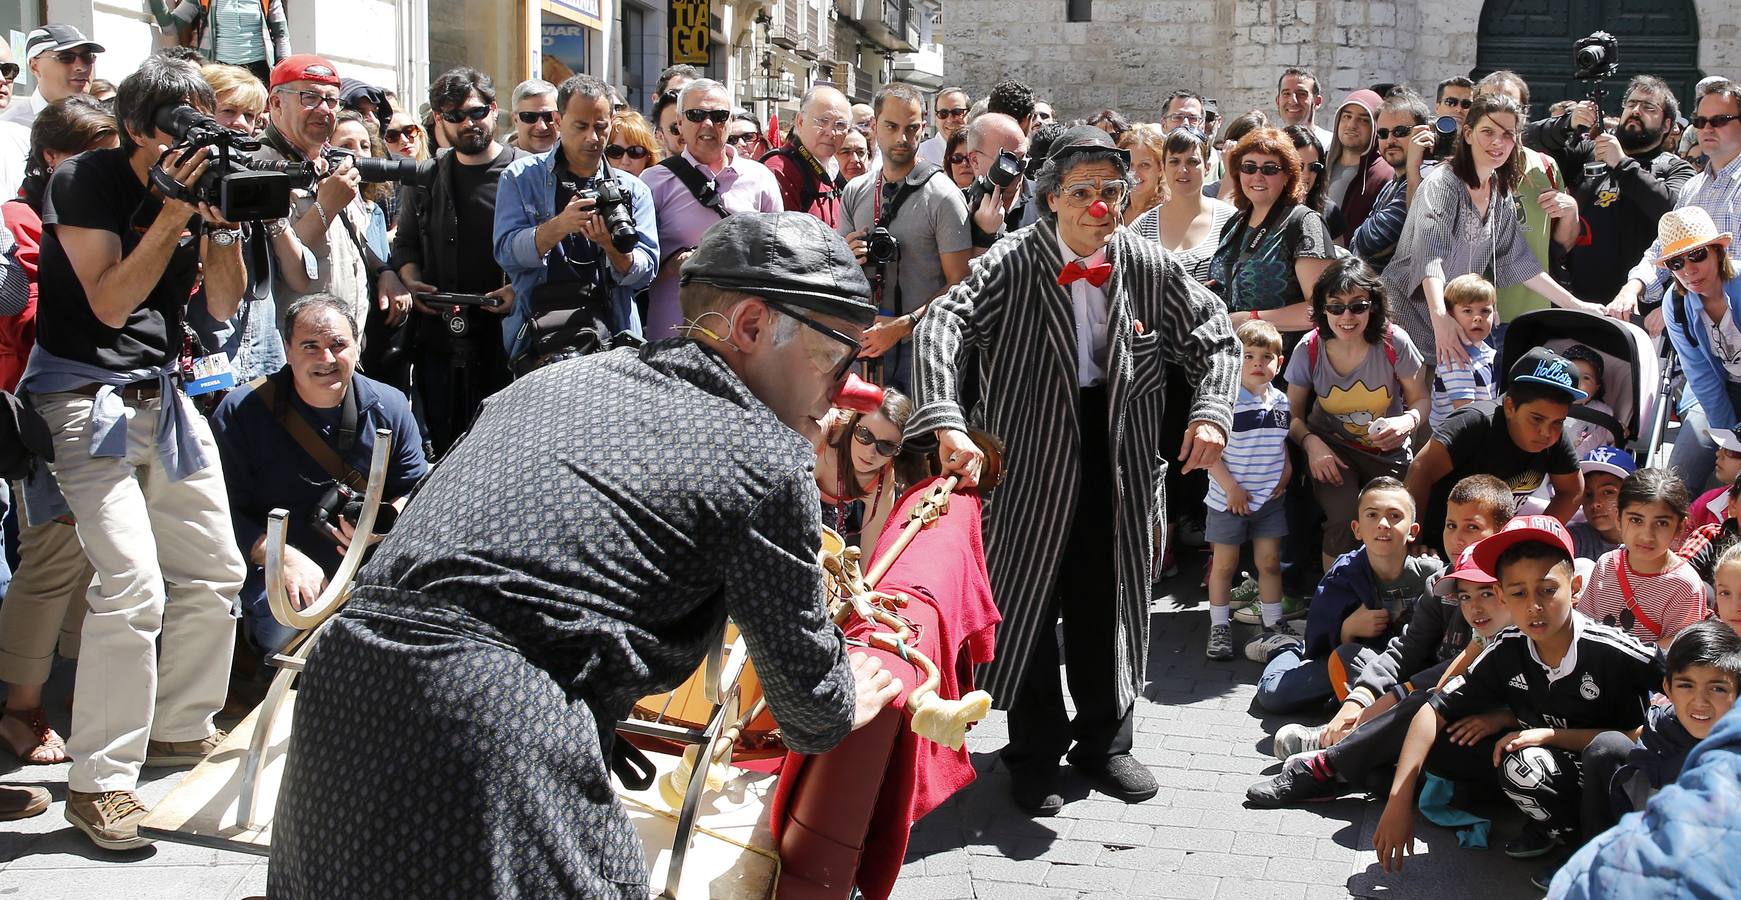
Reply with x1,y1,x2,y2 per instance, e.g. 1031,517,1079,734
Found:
670,0,711,66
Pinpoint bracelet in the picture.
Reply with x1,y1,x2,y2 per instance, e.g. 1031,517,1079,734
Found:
311,199,330,230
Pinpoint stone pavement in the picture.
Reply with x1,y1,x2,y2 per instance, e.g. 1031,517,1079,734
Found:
2,561,1546,899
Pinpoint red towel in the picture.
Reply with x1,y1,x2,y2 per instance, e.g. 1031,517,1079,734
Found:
770,479,999,900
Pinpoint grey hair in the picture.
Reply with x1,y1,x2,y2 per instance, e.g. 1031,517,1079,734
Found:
1033,148,1130,222
556,74,612,114
511,78,557,108
283,293,359,341
965,112,1021,153
678,78,728,112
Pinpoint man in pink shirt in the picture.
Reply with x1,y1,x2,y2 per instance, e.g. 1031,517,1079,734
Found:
640,78,783,338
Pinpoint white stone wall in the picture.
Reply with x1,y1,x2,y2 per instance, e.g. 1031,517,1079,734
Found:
942,0,1741,126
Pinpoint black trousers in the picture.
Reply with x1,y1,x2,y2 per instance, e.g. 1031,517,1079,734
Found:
1004,385,1134,773
1324,689,1493,784
415,323,510,459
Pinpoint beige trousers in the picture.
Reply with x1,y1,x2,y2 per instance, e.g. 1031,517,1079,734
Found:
0,511,94,685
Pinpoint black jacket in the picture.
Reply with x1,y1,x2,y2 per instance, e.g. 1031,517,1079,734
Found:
390,144,526,290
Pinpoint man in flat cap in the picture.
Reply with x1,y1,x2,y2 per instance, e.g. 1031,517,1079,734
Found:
271,211,903,899
913,126,1241,815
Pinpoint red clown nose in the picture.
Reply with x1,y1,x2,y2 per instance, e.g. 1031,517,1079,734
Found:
1087,199,1110,219
832,373,884,413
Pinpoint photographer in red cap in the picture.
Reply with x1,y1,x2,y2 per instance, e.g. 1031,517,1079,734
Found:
255,53,413,340
911,125,1241,814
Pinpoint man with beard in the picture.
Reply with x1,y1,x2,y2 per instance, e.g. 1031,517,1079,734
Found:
393,68,525,457
1527,75,1695,301
1323,89,1394,233
763,83,850,226
838,83,971,391
1352,89,1434,268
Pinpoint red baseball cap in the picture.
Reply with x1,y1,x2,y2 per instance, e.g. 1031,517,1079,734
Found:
270,54,340,90
1469,514,1576,579
1432,545,1498,597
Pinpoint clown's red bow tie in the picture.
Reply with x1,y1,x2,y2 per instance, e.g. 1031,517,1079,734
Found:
1057,259,1112,287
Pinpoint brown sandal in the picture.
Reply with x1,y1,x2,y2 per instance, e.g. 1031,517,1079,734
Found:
0,707,70,764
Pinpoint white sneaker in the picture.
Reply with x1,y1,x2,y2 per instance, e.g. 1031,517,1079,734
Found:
1245,629,1303,664
1273,723,1324,760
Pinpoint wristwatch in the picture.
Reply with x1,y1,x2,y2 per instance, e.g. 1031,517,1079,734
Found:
264,217,290,237
207,228,241,247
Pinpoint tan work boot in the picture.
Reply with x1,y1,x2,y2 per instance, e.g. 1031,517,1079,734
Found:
145,730,226,767
0,784,49,821
65,789,153,850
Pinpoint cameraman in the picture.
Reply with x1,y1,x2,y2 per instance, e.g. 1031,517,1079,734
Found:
494,74,656,367
962,111,1027,255
1351,88,1435,268
210,295,427,653
839,84,971,391
1528,75,1695,302
255,54,413,336
19,54,246,851
392,67,524,456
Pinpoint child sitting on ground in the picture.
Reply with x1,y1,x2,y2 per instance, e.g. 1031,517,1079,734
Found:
1268,474,1515,760
1577,618,1740,839
1429,274,1499,430
1373,516,1664,888
1560,344,1618,458
1577,468,1708,648
1714,539,1741,635
1203,320,1292,661
1568,446,1632,563
1249,477,1442,713
1686,425,1741,529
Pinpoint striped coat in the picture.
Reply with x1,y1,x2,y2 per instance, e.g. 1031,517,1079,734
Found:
910,223,1240,711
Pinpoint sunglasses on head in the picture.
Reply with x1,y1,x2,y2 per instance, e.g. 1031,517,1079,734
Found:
1691,114,1741,130
1324,301,1373,316
1374,126,1417,140
440,105,492,124
1441,97,1473,109
1666,245,1714,271
384,124,421,142
0,63,16,82
683,108,731,125
605,144,650,160
853,425,902,458
516,110,555,125
1239,161,1285,176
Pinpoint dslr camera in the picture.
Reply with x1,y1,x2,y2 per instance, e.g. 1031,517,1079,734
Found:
574,179,639,254
151,104,292,221
965,148,1024,212
1574,31,1620,82
309,481,398,543
865,226,900,265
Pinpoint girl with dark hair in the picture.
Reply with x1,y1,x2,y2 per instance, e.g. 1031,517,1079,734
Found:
1380,92,1602,369
1577,467,1706,646
814,387,914,550
1207,127,1338,338
1284,257,1430,569
1283,124,1346,241
1133,126,1236,284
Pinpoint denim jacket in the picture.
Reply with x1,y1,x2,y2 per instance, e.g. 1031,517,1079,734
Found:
492,146,658,360
1663,275,1741,430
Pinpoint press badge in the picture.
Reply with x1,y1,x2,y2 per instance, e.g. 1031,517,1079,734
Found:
184,353,237,396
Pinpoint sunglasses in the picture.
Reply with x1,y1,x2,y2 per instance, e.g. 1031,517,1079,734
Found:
668,123,681,136
947,153,970,166
1061,180,1129,207
0,63,16,83
384,124,421,143
853,425,902,458
1691,114,1741,130
1666,246,1713,271
724,133,758,146
52,50,97,66
766,301,862,380
516,110,555,125
276,88,340,111
605,144,649,160
1239,161,1285,176
1323,301,1373,316
937,107,968,119
683,108,731,125
1374,126,1417,140
1307,161,1326,173
1440,97,1473,109
440,105,493,124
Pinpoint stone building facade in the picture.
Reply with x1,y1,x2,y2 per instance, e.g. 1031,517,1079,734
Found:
942,0,1741,126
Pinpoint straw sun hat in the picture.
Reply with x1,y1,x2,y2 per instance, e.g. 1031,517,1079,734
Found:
1656,206,1733,263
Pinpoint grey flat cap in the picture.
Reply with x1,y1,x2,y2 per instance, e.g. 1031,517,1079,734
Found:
680,212,877,326
1048,124,1129,167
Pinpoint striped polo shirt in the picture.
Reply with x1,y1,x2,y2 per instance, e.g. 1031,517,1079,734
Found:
1207,383,1290,513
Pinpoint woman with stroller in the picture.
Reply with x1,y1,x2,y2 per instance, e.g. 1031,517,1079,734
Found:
1658,207,1741,492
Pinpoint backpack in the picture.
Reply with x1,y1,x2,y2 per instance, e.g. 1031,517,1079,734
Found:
1301,323,1397,371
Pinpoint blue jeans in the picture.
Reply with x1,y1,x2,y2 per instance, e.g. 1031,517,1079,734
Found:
1669,402,1717,494
1256,647,1332,714
239,567,299,654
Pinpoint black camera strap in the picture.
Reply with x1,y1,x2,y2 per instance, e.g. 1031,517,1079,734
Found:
656,155,729,219
252,375,367,492
874,161,945,229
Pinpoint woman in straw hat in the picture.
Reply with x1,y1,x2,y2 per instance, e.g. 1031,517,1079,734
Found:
1659,205,1741,490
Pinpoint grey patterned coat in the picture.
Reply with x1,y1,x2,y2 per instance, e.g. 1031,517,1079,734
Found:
909,223,1239,712
269,341,855,898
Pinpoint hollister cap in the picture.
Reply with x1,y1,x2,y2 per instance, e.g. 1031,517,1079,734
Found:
270,54,341,90
1433,545,1500,597
24,24,103,57
1579,445,1637,479
1470,514,1577,578
680,212,877,326
1508,346,1589,402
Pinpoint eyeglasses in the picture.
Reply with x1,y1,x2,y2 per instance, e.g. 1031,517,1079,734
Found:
440,105,493,124
947,153,969,166
0,63,16,83
683,108,731,125
1622,98,1662,114
52,50,96,66
1060,180,1129,207
1163,113,1204,127
384,124,421,143
1033,109,1055,122
1666,246,1713,271
766,301,862,381
1323,301,1373,316
1440,97,1473,109
516,110,555,125
853,425,902,458
1691,114,1741,130
807,115,851,135
937,107,968,119
724,133,758,146
276,88,341,111
605,144,650,160
1239,161,1286,176
1374,126,1417,140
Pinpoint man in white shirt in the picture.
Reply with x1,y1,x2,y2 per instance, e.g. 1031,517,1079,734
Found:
917,86,969,166
1275,66,1332,151
0,24,100,129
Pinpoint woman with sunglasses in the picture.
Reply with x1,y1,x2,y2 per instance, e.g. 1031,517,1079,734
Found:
943,129,975,191
383,110,426,161
728,109,769,161
1657,207,1741,493
170,0,291,87
814,388,914,550
1285,125,1347,243
1380,92,1602,372
607,109,660,176
1207,128,1337,339
1285,258,1428,572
